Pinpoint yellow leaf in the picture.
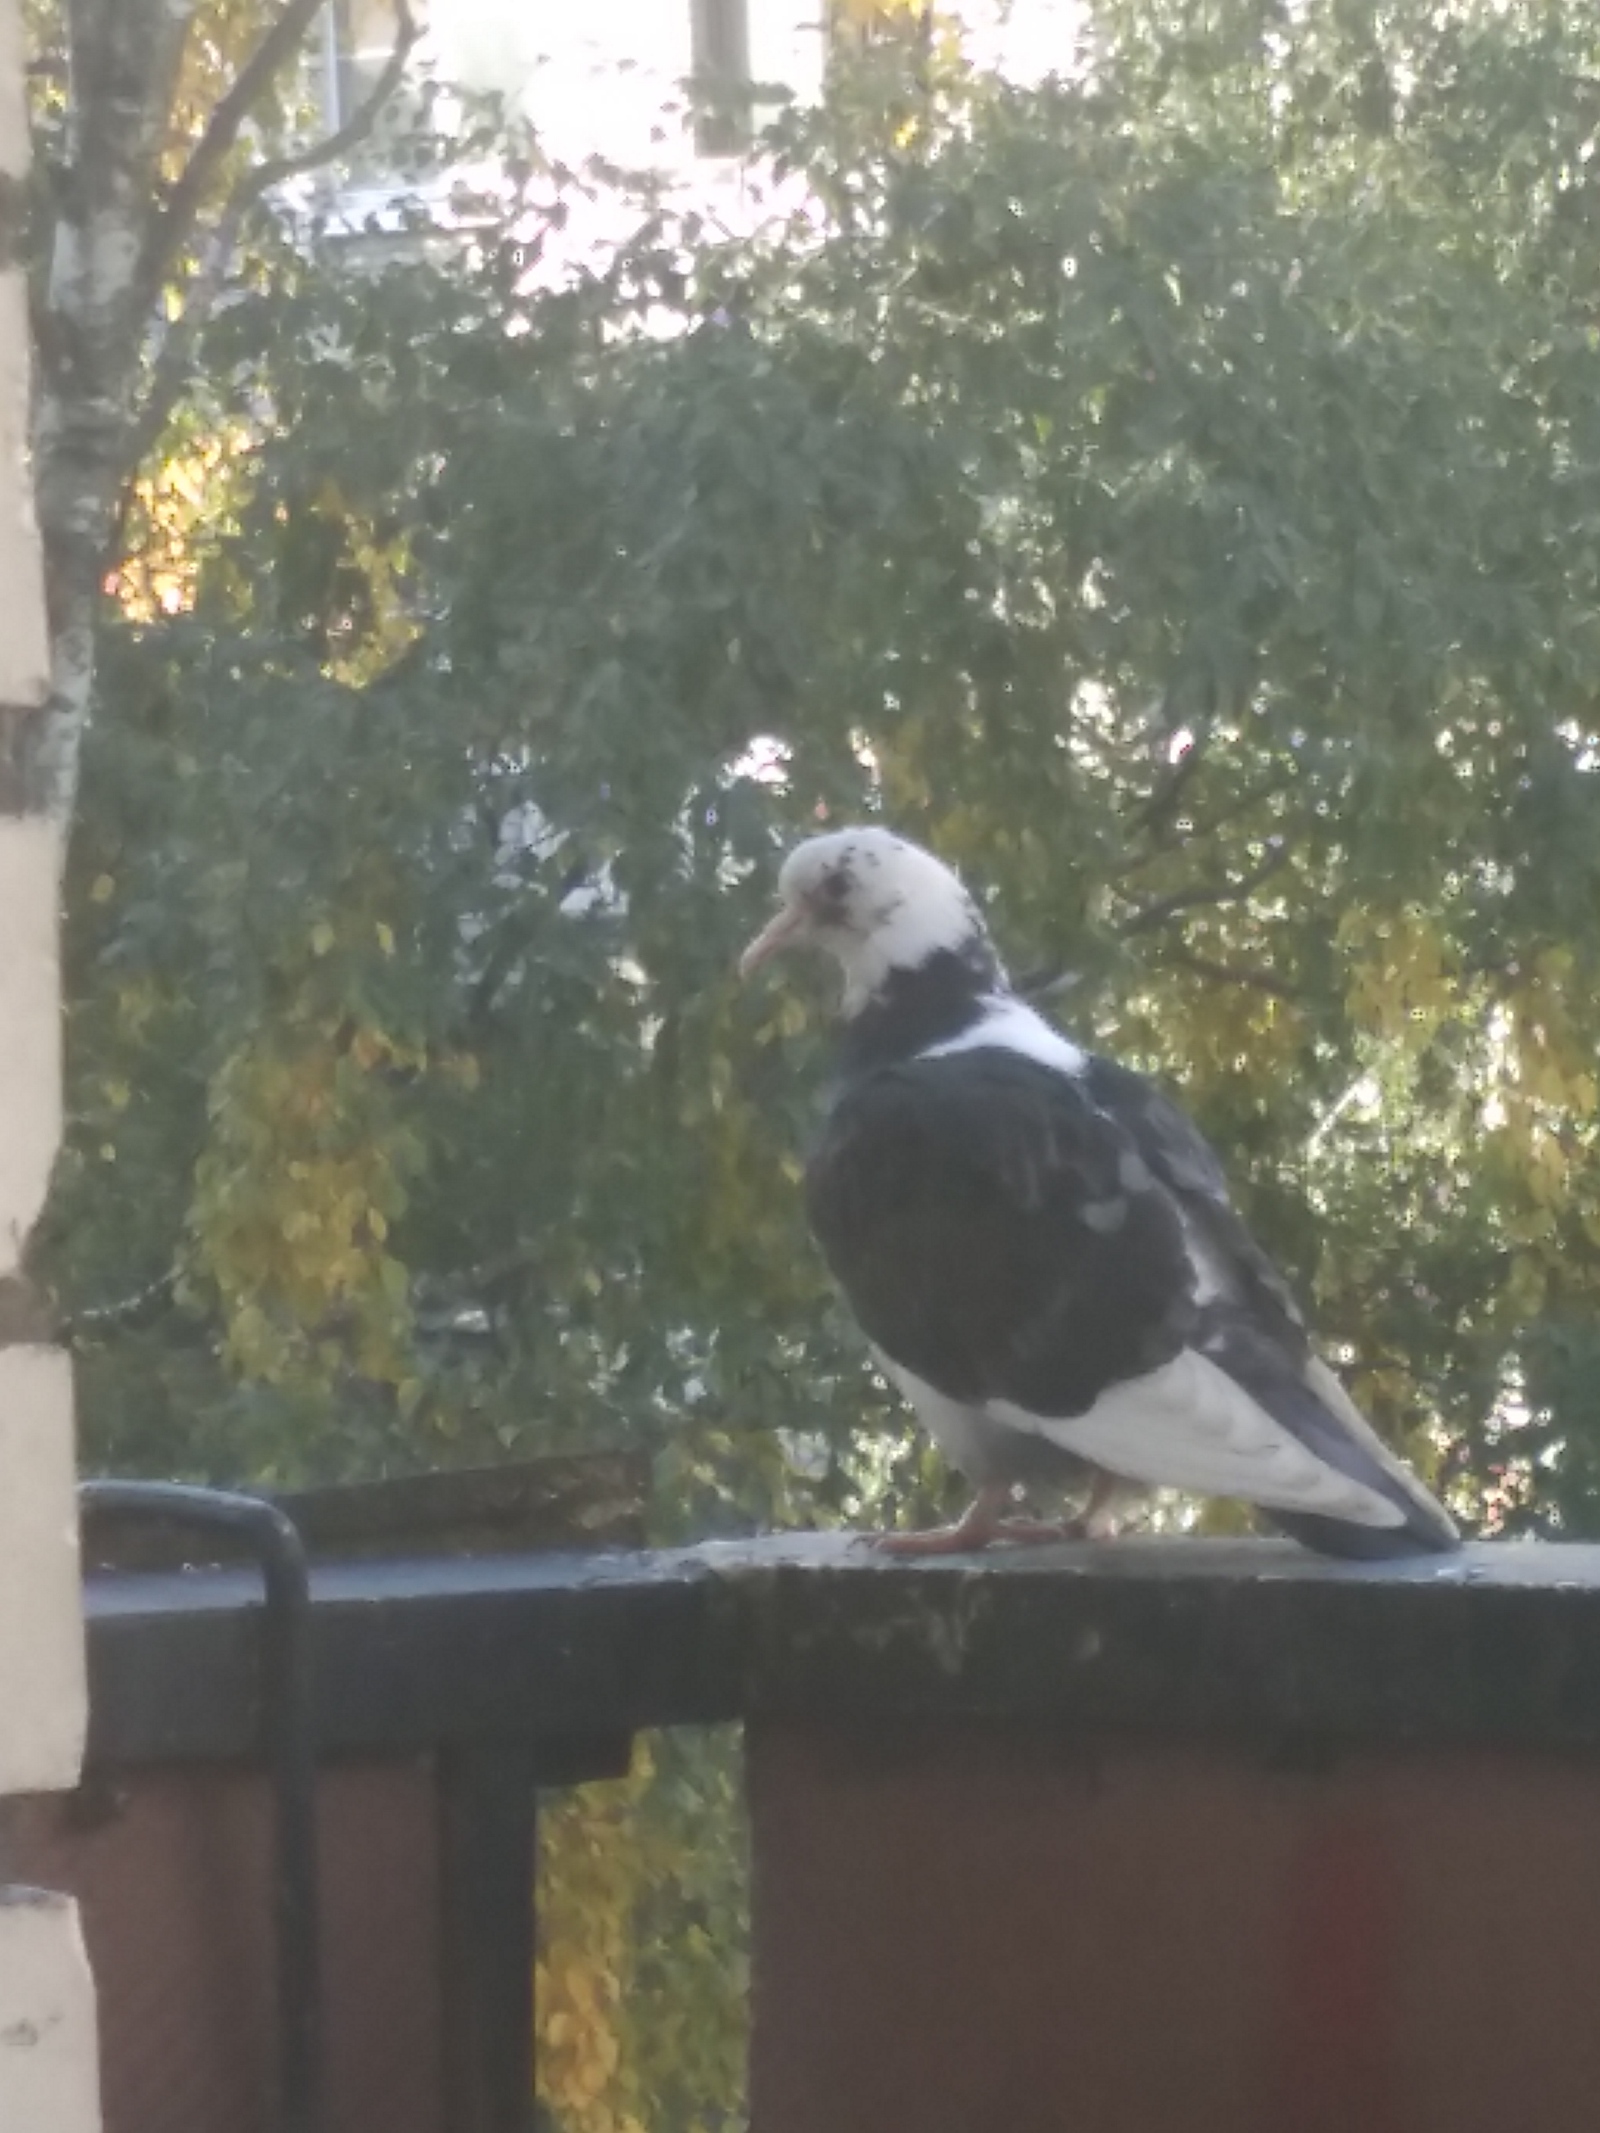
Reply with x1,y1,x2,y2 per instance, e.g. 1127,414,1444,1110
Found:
375,921,396,957
310,921,335,957
90,873,116,904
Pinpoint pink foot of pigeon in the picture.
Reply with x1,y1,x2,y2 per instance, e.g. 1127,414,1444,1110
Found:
869,1483,1012,1556
868,1472,1130,1556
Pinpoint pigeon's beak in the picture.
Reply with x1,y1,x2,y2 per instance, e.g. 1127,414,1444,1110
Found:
738,899,811,979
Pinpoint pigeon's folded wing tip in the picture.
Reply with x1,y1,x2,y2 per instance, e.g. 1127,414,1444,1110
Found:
1268,1503,1460,1558
994,1345,1458,1555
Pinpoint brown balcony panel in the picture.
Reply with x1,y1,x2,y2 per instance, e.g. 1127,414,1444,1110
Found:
12,1763,443,2133
749,1718,1600,2133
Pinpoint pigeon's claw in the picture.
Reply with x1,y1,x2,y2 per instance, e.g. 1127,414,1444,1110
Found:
866,1482,1011,1556
864,1485,1090,1556
863,1471,1133,1556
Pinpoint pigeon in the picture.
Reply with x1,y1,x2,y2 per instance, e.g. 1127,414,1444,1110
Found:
740,825,1459,1558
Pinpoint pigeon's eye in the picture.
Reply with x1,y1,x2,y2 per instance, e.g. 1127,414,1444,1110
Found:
815,870,853,918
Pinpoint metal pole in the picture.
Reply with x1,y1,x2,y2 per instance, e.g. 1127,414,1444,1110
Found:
80,1480,322,2133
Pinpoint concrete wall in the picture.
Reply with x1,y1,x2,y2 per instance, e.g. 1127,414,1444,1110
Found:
0,0,99,2119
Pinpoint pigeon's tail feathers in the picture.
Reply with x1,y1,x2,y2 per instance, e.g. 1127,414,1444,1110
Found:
1205,1339,1460,1557
1266,1504,1459,1559
1295,1355,1460,1554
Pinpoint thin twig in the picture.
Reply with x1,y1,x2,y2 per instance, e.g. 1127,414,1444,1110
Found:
1115,843,1291,939
1163,945,1307,1002
1109,768,1297,884
59,1267,178,1341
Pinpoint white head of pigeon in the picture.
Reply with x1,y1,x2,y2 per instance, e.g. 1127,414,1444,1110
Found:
739,826,997,1015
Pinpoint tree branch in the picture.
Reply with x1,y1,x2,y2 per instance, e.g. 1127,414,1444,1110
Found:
122,0,421,500
414,1244,543,1312
1109,769,1297,885
1115,843,1291,939
1129,728,1208,840
113,220,243,557
238,0,420,200
1018,964,1084,1003
467,908,547,1027
134,0,330,315
1162,946,1307,1002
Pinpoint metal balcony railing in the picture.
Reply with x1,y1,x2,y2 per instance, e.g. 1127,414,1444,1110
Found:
21,1486,1600,2133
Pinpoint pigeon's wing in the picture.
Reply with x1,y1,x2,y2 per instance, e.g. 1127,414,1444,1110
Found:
805,1050,1198,1421
1081,1054,1308,1345
1080,1052,1458,1555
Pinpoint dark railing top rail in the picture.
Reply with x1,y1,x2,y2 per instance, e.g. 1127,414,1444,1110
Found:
80,1533,1600,1770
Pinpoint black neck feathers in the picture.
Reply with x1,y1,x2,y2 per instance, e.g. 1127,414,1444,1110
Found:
835,946,1005,1078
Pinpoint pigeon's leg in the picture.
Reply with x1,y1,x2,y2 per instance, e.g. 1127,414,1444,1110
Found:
984,1470,1131,1545
870,1482,1012,1556
1055,1468,1130,1542
989,1510,1088,1543
986,1468,1134,1544
871,1483,1107,1554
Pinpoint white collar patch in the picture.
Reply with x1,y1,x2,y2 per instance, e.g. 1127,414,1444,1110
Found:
918,996,1087,1077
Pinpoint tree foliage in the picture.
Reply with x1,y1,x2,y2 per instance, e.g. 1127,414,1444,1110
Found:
55,0,1600,1533
39,0,1600,2121
536,1730,746,2133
